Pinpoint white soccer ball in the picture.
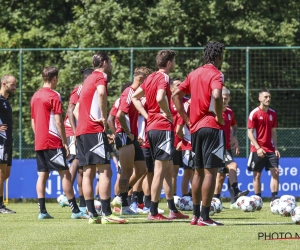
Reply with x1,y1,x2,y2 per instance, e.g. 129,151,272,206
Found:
270,199,281,214
211,198,223,213
179,196,193,211
57,194,67,203
94,200,102,211
174,196,181,209
280,195,296,204
240,197,256,212
250,195,263,211
278,201,294,217
236,196,248,209
291,206,300,225
209,201,216,216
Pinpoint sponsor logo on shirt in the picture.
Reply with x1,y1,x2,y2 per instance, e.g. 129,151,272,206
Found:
259,116,263,120
270,114,273,121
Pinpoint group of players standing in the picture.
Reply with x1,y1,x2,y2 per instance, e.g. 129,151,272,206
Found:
0,41,280,227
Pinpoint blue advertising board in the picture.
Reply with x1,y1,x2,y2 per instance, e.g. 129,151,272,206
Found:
4,158,300,199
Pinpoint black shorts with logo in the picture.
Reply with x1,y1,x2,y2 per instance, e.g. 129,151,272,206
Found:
182,150,195,170
191,128,225,169
247,152,278,172
0,144,12,166
147,130,174,161
36,148,69,172
76,132,111,167
142,147,154,173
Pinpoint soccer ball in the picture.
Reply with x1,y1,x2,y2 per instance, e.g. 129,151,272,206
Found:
57,194,65,203
179,196,193,211
57,194,70,206
211,198,223,213
291,206,300,225
209,201,216,216
280,195,296,204
240,197,256,212
94,200,102,211
236,196,248,209
174,196,181,209
278,201,294,217
250,195,263,211
270,199,281,214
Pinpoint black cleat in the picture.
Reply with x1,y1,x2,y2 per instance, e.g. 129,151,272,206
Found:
234,190,249,199
0,205,16,214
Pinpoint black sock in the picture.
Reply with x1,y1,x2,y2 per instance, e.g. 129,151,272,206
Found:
167,199,178,213
200,205,210,221
271,192,278,201
256,193,262,197
229,188,236,203
193,204,200,217
173,193,177,196
231,182,240,196
138,191,144,204
101,198,112,216
120,192,129,206
0,196,3,206
79,196,86,207
150,201,158,216
144,195,151,208
68,197,80,213
213,194,220,198
127,195,132,206
182,194,190,197
132,191,139,203
38,198,47,214
86,199,97,217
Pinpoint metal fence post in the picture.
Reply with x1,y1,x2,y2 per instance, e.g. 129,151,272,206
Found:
130,47,134,81
19,49,23,159
246,47,250,157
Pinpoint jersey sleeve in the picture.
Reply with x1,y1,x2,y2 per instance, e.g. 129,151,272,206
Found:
95,73,108,93
109,99,120,117
30,98,35,119
69,91,79,105
231,111,237,126
157,77,168,91
178,76,190,94
51,94,63,114
248,113,255,128
210,71,223,90
118,90,130,114
272,112,278,128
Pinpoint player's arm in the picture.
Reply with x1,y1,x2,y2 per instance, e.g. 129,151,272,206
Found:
55,113,70,157
157,89,172,122
172,89,189,127
248,128,265,158
272,127,280,158
176,124,184,140
117,109,134,141
31,119,35,134
231,124,240,155
107,114,116,134
132,87,148,119
212,88,224,125
67,103,77,135
73,102,80,120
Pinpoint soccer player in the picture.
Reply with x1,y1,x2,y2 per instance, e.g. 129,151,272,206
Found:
0,74,17,214
75,52,125,224
247,89,280,201
132,50,188,220
172,41,225,226
31,67,88,220
61,68,93,211
213,87,249,205
114,67,149,215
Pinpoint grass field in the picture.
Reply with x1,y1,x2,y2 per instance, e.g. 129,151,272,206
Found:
2,201,300,250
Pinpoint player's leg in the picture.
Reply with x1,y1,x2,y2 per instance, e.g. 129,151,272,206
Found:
267,152,279,201
67,136,78,184
130,171,146,213
213,172,226,198
172,150,180,196
247,152,265,197
182,150,194,196
0,164,7,209
77,167,86,211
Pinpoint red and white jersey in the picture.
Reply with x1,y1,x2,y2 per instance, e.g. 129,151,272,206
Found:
178,64,224,134
31,87,63,150
178,100,192,151
64,85,82,137
248,106,277,152
109,98,120,131
223,107,237,150
116,86,139,136
170,97,189,147
137,97,150,148
76,71,108,136
140,71,173,132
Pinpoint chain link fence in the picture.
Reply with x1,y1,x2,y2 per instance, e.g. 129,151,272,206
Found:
1,47,299,158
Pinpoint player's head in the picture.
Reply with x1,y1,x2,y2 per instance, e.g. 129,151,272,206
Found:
121,81,132,93
170,77,181,93
1,74,17,96
222,86,231,108
204,41,225,68
258,89,271,107
42,66,59,88
133,67,151,85
156,50,176,72
80,68,94,82
92,52,112,74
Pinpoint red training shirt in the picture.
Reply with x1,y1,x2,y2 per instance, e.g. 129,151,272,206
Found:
222,107,237,150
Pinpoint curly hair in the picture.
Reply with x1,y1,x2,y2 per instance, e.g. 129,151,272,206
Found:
203,42,225,64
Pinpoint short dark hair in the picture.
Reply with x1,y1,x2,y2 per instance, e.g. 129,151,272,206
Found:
259,89,270,96
156,50,176,68
170,77,181,86
121,81,132,93
92,52,110,69
80,68,94,81
203,42,225,64
42,66,58,82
